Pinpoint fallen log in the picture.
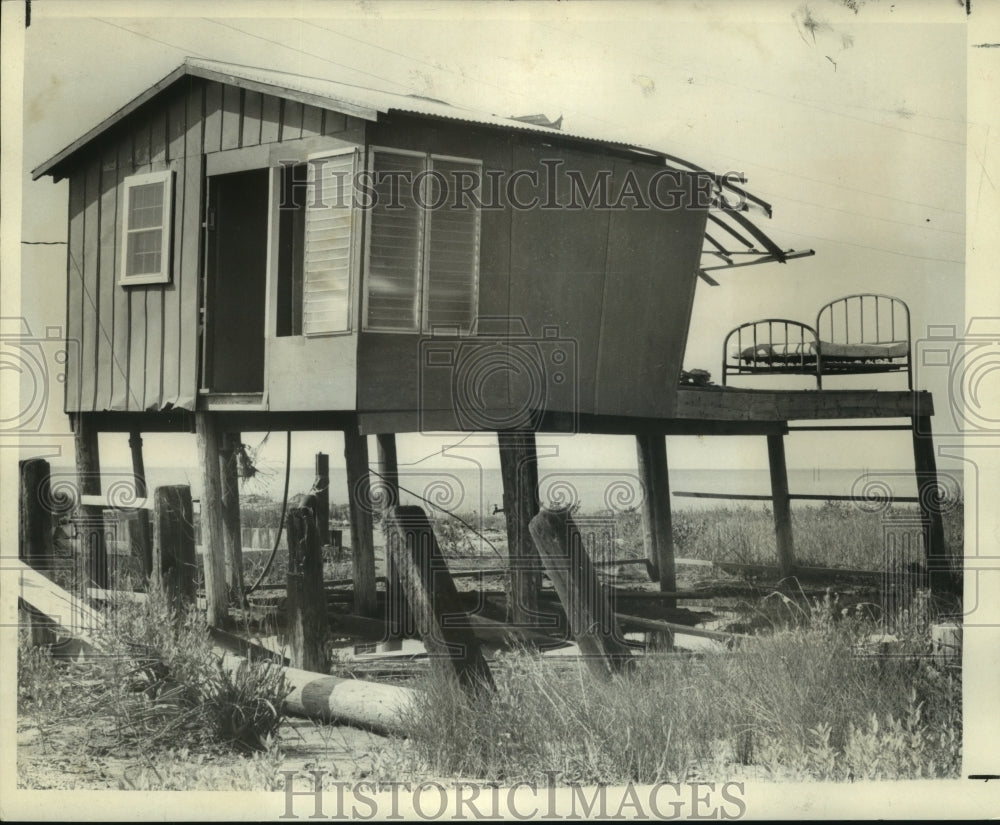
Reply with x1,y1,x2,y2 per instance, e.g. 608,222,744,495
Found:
713,561,882,583
614,612,746,644
17,560,415,735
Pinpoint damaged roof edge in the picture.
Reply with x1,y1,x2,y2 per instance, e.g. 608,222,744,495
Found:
31,58,761,209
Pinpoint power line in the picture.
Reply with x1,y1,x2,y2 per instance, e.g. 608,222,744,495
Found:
96,18,208,58
294,18,552,112
201,18,417,94
748,187,964,237
533,21,967,213
773,227,965,265
536,20,966,146
745,160,962,216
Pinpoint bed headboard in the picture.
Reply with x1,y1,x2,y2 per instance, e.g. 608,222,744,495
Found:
815,293,912,389
721,318,821,386
816,293,911,346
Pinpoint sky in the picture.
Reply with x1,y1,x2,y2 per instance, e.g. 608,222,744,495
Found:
4,0,982,476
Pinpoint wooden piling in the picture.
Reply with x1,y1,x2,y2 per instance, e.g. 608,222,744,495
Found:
528,508,634,678
911,415,951,598
314,452,330,546
344,424,377,617
152,485,196,610
19,458,56,646
220,431,245,602
285,494,329,672
766,433,796,579
384,505,495,692
128,430,153,579
635,433,677,604
195,412,229,626
376,433,408,639
73,413,107,589
498,430,543,624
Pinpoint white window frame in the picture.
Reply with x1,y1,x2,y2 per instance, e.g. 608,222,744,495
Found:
302,148,360,337
119,169,173,286
362,147,481,335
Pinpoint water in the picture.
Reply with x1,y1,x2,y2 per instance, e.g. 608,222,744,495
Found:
87,465,963,514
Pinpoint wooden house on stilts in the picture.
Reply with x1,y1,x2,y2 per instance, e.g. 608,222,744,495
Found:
32,58,953,632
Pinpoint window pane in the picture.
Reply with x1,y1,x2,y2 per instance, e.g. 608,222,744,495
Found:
126,228,162,276
128,182,164,230
425,159,480,333
366,152,425,331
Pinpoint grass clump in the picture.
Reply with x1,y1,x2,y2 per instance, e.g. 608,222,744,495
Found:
92,582,292,755
18,582,292,789
389,604,960,784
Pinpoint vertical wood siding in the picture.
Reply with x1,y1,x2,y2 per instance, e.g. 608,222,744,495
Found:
63,76,356,412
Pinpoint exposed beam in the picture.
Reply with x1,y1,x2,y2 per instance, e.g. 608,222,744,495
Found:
675,388,933,422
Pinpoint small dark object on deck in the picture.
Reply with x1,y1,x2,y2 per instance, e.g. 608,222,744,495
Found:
680,369,713,387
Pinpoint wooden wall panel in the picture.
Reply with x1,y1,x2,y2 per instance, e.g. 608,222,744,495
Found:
323,111,348,135
96,149,118,411
178,91,204,409
242,90,262,148
160,92,188,407
64,173,86,412
167,92,186,161
133,115,151,168
301,104,323,138
221,85,242,151
110,136,132,410
203,81,223,154
506,144,610,418
259,94,281,144
595,163,707,418
281,100,303,142
80,160,101,413
150,108,168,165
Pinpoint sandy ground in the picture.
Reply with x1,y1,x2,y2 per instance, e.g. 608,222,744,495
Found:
16,713,401,791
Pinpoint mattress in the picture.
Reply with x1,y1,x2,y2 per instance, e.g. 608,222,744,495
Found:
734,340,908,362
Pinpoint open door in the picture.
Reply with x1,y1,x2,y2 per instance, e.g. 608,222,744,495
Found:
203,168,269,394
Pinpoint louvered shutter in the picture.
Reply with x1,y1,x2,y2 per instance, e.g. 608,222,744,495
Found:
364,151,425,331
302,150,357,335
423,158,482,334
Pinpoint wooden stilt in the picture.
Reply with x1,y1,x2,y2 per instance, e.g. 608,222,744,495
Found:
385,505,495,691
344,423,377,617
766,433,796,579
376,433,408,639
73,413,107,589
128,430,153,579
19,458,56,646
529,508,634,678
152,485,196,611
912,416,950,598
635,433,677,605
220,431,245,602
195,412,228,626
314,452,330,546
285,494,329,672
498,430,543,624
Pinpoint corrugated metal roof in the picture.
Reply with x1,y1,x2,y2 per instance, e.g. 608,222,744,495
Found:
31,57,812,275
33,57,666,179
